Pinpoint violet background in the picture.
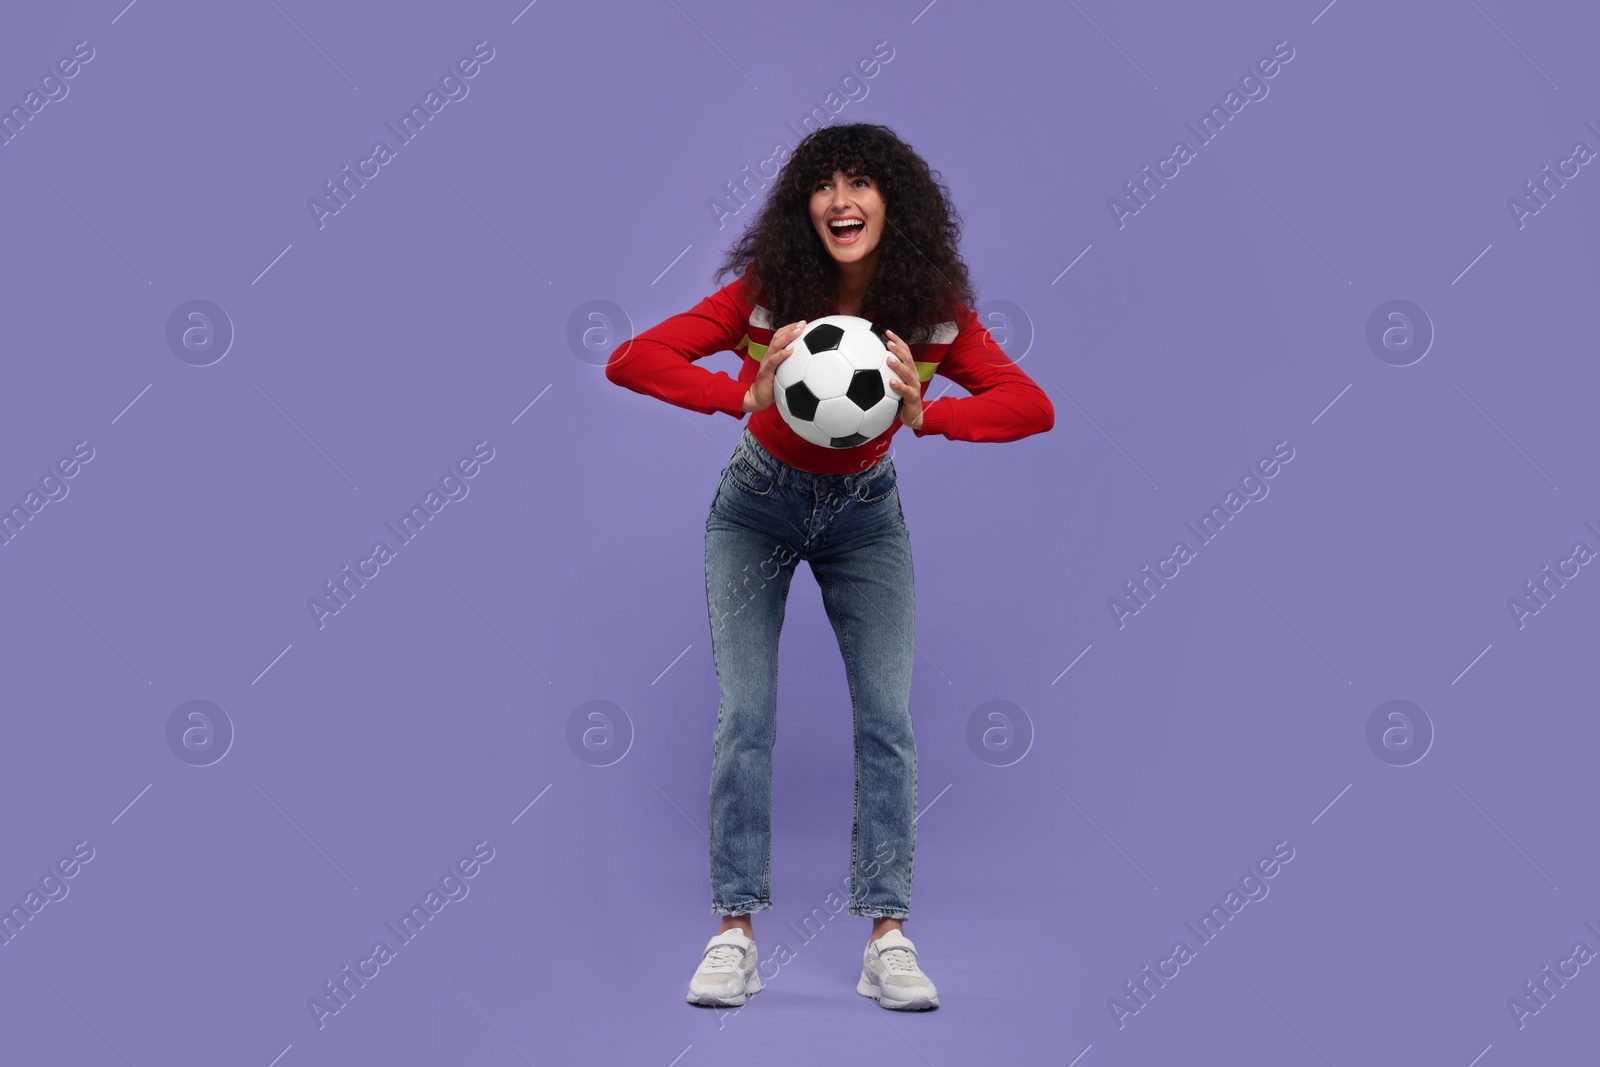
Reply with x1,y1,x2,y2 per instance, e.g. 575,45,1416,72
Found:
1,0,1597,1063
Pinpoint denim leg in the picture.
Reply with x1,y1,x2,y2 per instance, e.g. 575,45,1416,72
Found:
704,475,802,915
808,492,918,919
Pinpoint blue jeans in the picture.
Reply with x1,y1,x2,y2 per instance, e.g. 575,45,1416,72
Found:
704,426,918,919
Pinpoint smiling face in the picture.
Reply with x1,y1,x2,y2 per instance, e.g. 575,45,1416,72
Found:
809,169,886,272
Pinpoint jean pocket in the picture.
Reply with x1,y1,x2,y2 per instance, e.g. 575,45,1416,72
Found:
855,465,897,505
729,453,775,496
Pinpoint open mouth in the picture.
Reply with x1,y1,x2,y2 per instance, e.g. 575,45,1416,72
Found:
828,219,865,244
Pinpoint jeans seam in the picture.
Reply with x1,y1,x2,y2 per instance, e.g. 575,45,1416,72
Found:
705,525,721,912
758,566,790,907
821,566,867,915
833,568,862,914
905,532,916,916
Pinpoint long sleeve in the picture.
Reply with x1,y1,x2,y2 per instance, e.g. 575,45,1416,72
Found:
911,304,1055,441
604,278,753,419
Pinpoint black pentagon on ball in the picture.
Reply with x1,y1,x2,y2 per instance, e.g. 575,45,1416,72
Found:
785,380,820,420
831,432,869,448
845,368,886,410
868,322,891,348
803,323,845,353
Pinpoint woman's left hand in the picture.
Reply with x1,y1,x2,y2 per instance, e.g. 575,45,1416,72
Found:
884,330,924,431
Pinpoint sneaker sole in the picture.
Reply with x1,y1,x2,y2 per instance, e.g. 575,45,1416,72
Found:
687,972,763,1007
856,970,938,1011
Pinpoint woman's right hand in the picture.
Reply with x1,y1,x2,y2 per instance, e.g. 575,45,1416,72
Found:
742,320,807,412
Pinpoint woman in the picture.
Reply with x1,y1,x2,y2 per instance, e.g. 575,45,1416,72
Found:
605,123,1054,1011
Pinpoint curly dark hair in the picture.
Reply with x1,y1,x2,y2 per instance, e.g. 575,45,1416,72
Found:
713,123,976,341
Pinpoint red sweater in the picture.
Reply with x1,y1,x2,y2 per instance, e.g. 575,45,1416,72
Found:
604,265,1055,475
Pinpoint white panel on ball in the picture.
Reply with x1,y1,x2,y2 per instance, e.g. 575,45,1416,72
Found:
774,346,812,390
813,395,865,438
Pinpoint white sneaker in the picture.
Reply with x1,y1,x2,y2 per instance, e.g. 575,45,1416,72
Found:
687,928,763,1007
857,929,940,1010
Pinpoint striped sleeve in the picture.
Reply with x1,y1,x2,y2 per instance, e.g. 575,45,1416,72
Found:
913,304,1054,442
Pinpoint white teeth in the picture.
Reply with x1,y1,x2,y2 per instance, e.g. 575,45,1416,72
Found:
830,219,863,228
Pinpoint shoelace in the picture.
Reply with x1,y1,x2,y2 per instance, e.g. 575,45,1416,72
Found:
701,943,745,972
880,946,922,975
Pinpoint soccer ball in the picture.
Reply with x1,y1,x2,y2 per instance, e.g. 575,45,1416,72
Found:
772,315,902,448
